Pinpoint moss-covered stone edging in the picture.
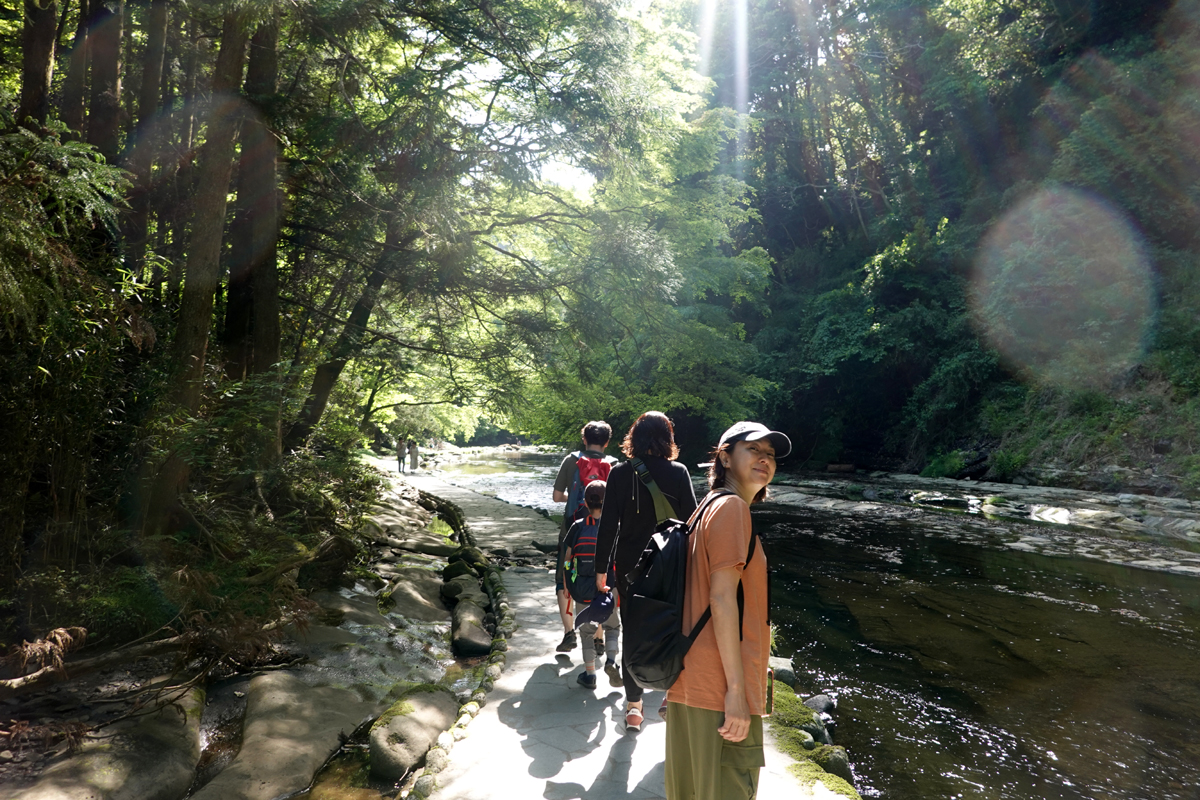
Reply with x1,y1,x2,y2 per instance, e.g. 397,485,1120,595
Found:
768,686,862,799
394,491,514,800
417,490,468,542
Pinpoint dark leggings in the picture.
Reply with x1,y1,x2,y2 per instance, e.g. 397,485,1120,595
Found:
617,575,644,704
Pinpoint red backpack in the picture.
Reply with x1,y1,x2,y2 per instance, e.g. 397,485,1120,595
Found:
566,452,611,523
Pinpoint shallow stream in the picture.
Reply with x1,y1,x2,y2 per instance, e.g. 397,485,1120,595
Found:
436,448,1200,800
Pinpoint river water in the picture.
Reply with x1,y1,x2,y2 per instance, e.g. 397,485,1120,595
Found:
435,449,1200,800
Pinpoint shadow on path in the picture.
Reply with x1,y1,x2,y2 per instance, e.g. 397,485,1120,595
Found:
495,654,667,799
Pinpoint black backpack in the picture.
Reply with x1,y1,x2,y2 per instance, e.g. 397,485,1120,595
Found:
622,479,758,692
562,514,610,604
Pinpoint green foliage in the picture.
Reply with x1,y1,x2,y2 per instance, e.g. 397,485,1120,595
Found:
0,111,128,335
987,450,1028,481
981,376,1200,489
920,450,966,479
17,566,176,646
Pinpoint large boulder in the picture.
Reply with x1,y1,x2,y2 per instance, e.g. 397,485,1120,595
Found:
769,656,796,688
395,533,458,557
0,688,203,800
384,567,452,624
809,744,854,784
440,575,487,608
369,687,459,781
190,672,374,800
451,600,493,656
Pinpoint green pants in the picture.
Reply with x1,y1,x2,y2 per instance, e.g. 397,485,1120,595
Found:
664,702,765,800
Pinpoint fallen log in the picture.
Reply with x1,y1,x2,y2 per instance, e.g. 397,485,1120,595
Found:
0,635,183,700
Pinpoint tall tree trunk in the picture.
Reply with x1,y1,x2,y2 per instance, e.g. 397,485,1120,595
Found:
224,15,283,465
164,13,199,306
286,221,407,450
19,0,59,127
247,18,283,468
125,0,168,278
86,0,122,164
140,10,250,537
60,0,90,133
179,15,198,150
224,18,279,377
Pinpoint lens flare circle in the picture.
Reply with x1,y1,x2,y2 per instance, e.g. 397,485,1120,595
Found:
970,186,1156,389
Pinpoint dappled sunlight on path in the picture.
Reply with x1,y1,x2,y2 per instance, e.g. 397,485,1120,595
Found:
399,473,807,800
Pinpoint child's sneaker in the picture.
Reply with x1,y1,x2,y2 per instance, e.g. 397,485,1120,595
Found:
625,704,644,732
556,631,577,652
576,670,597,689
604,660,621,687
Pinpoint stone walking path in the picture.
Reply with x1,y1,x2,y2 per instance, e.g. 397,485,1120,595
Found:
401,472,816,800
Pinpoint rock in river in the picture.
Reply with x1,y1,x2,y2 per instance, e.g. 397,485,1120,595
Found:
0,688,203,800
451,599,493,656
803,693,836,715
190,672,375,800
383,567,452,624
369,687,459,781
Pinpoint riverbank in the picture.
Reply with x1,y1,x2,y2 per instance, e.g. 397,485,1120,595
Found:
0,478,465,800
0,462,860,799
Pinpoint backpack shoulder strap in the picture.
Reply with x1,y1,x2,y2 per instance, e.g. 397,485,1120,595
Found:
735,528,759,642
629,457,677,524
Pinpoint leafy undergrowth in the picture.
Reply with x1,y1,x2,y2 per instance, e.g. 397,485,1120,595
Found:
3,442,385,674
979,372,1200,494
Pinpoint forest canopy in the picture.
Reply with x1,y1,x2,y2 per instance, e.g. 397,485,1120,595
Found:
3,0,1200,651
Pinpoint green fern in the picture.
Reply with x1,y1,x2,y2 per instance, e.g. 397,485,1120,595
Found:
0,102,128,336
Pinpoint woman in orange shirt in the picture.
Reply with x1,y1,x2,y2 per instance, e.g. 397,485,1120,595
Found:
664,421,790,800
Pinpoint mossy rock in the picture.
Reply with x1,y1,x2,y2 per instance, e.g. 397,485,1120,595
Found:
369,684,459,781
773,686,831,744
450,545,487,568
809,744,854,784
770,687,858,795
786,758,861,799
771,684,818,729
374,682,452,731
442,560,478,582
774,725,816,756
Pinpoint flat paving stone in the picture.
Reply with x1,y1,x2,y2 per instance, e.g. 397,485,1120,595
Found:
400,473,819,800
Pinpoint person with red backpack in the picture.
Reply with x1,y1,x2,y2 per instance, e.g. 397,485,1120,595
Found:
551,421,616,652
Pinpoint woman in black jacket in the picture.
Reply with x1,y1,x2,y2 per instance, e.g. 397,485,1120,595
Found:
595,411,698,732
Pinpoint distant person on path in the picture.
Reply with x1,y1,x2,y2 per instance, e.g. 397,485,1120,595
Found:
594,411,697,732
562,480,620,689
552,421,616,653
664,421,790,800
397,439,408,473
408,439,419,472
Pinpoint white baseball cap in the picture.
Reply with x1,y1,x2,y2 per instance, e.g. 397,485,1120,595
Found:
717,421,792,458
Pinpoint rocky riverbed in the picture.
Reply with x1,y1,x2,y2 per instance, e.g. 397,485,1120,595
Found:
0,475,535,800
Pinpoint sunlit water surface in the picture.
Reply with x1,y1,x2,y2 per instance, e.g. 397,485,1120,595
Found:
435,452,1200,800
